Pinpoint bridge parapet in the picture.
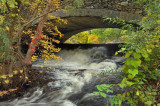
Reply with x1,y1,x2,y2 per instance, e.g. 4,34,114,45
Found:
61,0,143,14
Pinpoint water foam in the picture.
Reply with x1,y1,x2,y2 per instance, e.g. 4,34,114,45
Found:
1,47,122,106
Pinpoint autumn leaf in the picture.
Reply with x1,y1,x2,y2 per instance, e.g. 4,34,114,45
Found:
8,87,18,92
32,39,36,43
39,35,43,39
20,70,23,73
29,61,32,64
1,75,7,79
0,91,9,96
31,48,35,52
25,76,28,79
26,42,29,45
4,80,9,84
13,70,18,74
44,61,47,64
36,28,41,34
35,36,39,39
9,74,13,78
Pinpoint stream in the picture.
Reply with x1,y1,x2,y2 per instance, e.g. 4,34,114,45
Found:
0,45,129,106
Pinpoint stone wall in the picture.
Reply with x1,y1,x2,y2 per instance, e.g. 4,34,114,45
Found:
61,0,143,15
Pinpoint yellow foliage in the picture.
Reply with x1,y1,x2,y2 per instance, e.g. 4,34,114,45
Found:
31,55,37,61
20,70,23,73
0,15,4,25
25,76,28,79
9,74,13,78
1,75,7,79
13,70,18,74
4,80,9,84
44,61,47,64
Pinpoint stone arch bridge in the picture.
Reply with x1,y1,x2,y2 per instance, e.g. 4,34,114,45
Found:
43,0,143,42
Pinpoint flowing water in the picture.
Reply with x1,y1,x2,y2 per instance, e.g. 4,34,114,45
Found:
0,46,128,106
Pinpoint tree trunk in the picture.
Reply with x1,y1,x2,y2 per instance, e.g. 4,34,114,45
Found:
24,4,50,67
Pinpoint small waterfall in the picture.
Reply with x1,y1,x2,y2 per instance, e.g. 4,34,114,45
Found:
0,46,127,106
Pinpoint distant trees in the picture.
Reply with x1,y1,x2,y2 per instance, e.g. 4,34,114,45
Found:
66,31,89,43
65,28,128,43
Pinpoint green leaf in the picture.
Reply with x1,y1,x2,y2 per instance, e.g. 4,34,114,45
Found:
97,85,103,91
119,84,125,89
142,52,149,58
1,0,6,3
128,69,138,76
93,91,100,94
119,100,122,105
138,81,144,84
106,89,113,93
131,59,141,68
133,52,141,59
152,89,157,92
9,3,15,8
142,17,147,21
145,101,152,105
121,48,126,51
145,57,151,61
126,81,134,86
100,92,106,98
151,92,157,96
128,74,134,79
115,51,118,55
101,84,111,89
125,51,133,58
125,58,132,65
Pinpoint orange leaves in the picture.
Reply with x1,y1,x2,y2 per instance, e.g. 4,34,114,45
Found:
0,91,8,96
88,34,99,43
26,42,29,45
8,87,18,92
0,87,18,96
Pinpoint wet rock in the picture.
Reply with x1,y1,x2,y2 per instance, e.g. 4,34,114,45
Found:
114,57,126,65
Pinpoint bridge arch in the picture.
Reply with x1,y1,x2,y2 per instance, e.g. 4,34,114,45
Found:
47,9,142,42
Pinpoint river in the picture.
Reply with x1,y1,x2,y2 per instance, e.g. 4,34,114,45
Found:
0,44,128,106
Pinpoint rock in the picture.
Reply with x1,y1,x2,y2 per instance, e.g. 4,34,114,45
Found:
120,2,128,6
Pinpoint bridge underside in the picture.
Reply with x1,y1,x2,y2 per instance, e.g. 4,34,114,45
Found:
54,16,125,42
49,16,139,43
44,9,142,42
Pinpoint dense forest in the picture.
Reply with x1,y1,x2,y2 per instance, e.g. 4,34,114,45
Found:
0,0,160,105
